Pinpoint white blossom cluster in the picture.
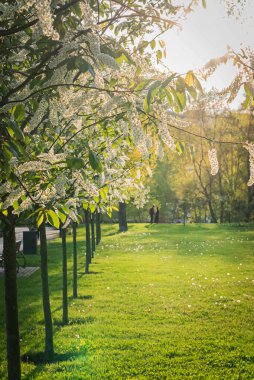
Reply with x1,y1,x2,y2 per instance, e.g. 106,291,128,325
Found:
15,161,51,175
244,143,254,186
132,186,150,209
208,148,219,176
201,53,229,80
12,197,33,215
72,171,99,198
35,0,59,40
49,98,59,125
37,149,67,165
55,173,67,198
157,122,176,151
128,104,146,154
0,182,12,195
2,189,25,210
155,106,176,151
0,3,17,19
26,99,48,133
80,1,94,26
35,186,57,205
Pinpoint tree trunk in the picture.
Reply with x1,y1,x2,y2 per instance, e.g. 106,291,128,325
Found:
208,199,217,223
91,213,95,258
72,222,77,299
85,210,91,274
39,221,54,361
96,210,101,245
118,202,128,232
3,211,21,380
61,228,68,325
218,172,224,223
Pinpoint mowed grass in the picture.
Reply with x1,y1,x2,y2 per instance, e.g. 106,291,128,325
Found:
1,223,254,380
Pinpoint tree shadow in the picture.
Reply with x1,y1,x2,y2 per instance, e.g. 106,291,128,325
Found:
77,295,93,300
22,347,88,379
53,316,95,326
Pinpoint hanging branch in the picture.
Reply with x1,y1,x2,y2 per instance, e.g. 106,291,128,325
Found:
144,111,244,146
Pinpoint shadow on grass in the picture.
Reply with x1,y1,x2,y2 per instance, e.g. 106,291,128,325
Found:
54,316,95,326
22,347,88,378
77,295,93,300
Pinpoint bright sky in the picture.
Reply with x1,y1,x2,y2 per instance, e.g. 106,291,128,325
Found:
163,0,254,106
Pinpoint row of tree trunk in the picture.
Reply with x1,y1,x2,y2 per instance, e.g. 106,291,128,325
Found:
2,209,101,380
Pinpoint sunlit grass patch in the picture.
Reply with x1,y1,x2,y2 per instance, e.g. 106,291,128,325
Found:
0,223,254,379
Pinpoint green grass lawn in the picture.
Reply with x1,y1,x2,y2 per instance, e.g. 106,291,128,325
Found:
1,223,254,379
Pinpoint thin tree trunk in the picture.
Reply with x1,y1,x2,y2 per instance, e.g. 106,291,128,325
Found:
72,222,77,299
39,221,54,361
118,202,128,232
3,211,21,380
91,213,95,258
85,210,91,273
96,210,101,245
61,228,68,325
218,172,224,223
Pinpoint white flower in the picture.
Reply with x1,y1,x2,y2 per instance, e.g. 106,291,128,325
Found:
244,143,254,186
208,148,219,175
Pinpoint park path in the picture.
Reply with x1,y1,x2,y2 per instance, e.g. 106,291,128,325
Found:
0,226,59,254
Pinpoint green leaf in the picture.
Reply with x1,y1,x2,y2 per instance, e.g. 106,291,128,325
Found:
60,205,70,214
70,3,82,17
75,57,89,73
161,74,176,88
37,211,45,228
244,82,253,97
186,85,197,100
89,150,102,173
243,94,251,110
135,79,151,91
13,200,19,210
94,196,100,204
143,80,162,113
164,88,174,107
82,201,89,210
46,209,60,229
192,74,203,93
176,91,186,109
8,121,25,141
90,203,97,213
14,104,25,122
176,141,185,155
189,145,195,160
150,40,156,50
202,0,207,8
185,71,195,87
66,157,84,170
57,210,67,224
156,50,163,61
170,87,184,112
143,96,150,113
99,188,107,202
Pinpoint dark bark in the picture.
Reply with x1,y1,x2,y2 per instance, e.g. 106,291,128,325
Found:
118,202,128,232
193,159,217,223
61,228,68,325
218,171,224,223
3,211,21,380
96,210,101,245
85,210,91,273
208,199,217,223
91,214,95,258
39,221,54,361
72,223,77,299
